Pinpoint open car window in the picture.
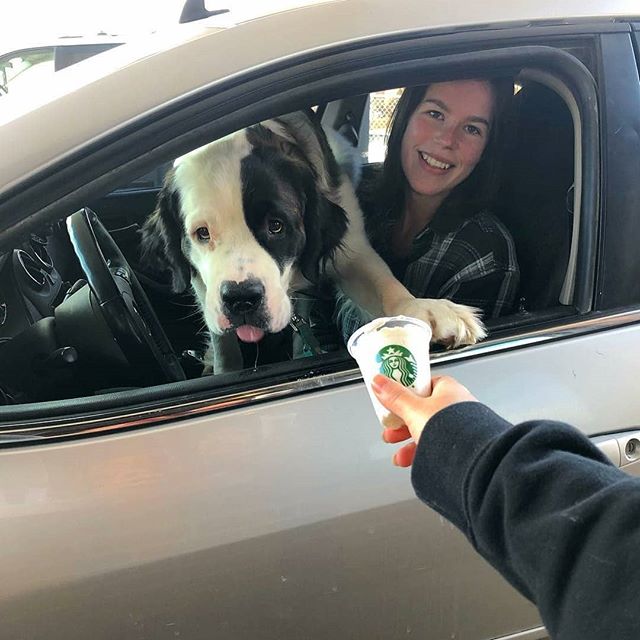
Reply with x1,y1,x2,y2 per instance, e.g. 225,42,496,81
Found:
0,36,602,431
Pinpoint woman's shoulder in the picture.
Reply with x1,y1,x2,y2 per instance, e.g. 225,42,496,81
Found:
459,210,519,270
467,209,510,234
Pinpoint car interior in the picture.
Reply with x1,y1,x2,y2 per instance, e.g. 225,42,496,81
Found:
497,79,575,312
0,72,577,408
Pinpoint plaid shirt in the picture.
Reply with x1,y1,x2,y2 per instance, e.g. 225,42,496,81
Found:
337,208,520,342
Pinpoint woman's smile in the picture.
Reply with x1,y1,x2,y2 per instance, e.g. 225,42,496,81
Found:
400,80,494,203
418,150,454,172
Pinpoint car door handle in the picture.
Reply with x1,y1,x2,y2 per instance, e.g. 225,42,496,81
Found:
592,430,640,476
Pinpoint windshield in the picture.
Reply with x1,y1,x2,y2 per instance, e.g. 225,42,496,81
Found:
0,43,127,98
0,1,333,103
0,49,54,97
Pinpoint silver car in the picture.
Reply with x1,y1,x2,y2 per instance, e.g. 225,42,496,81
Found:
1,1,640,638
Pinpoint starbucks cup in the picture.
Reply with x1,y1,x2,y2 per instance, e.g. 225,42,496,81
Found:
347,315,432,429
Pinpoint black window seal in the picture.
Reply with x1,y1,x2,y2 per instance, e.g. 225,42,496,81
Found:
595,31,640,309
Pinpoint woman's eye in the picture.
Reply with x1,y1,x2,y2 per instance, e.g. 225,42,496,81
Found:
267,218,284,235
426,110,443,120
195,226,210,242
464,124,483,137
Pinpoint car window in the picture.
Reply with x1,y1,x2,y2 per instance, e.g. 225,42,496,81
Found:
366,88,402,162
0,49,54,97
0,36,601,423
0,42,124,100
0,77,575,399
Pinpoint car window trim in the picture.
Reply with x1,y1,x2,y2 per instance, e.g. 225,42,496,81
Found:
1,305,639,444
596,32,640,309
516,67,585,307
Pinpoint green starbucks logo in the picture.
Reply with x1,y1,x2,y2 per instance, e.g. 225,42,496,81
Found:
376,345,418,387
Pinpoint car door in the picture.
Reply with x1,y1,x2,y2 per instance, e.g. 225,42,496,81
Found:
1,13,640,640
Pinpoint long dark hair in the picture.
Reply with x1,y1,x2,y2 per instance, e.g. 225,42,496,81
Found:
363,77,513,248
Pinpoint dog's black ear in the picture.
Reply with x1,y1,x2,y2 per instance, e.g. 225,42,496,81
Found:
268,112,350,283
140,171,191,293
298,192,348,283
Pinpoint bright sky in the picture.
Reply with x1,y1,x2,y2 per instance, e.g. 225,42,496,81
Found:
0,0,329,46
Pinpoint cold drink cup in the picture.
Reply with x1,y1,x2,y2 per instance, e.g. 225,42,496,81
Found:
347,315,432,429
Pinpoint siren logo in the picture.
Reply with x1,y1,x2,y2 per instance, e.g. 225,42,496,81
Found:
376,344,418,387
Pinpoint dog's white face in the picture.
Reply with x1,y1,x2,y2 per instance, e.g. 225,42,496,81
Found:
174,131,296,342
142,112,348,345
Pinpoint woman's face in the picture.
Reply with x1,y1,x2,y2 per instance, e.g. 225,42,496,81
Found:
400,80,494,203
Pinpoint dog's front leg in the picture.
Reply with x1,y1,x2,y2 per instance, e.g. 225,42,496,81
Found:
331,199,485,347
334,245,485,347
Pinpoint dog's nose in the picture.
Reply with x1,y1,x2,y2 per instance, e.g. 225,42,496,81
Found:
221,279,265,315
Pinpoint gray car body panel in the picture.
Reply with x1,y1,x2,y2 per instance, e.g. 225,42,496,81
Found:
2,323,639,638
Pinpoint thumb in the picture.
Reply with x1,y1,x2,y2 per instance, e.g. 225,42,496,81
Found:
371,374,424,437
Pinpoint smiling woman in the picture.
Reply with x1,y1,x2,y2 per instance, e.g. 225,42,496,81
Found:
337,77,520,341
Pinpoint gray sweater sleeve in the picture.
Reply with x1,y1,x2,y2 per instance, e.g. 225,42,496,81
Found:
411,402,640,640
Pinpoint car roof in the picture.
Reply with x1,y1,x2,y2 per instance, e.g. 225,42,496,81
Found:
0,0,637,196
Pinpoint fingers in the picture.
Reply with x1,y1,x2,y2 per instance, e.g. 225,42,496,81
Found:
372,374,478,470
393,442,417,467
382,425,411,443
371,374,425,437
382,424,415,465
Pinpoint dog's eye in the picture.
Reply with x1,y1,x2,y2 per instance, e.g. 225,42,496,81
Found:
195,227,210,243
267,219,284,235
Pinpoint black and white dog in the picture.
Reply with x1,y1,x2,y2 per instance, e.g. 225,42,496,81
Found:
141,111,484,372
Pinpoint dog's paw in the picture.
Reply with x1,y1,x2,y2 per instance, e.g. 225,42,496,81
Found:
392,298,486,348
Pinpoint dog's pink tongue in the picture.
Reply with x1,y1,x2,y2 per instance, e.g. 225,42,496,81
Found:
235,325,265,343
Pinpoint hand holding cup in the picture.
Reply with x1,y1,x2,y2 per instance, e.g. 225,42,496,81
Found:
348,316,432,429
371,374,477,466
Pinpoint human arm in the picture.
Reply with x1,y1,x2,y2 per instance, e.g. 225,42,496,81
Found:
372,375,640,639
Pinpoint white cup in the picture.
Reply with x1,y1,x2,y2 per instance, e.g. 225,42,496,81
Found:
347,315,432,429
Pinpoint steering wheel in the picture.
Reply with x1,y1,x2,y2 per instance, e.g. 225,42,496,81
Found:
67,207,185,384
